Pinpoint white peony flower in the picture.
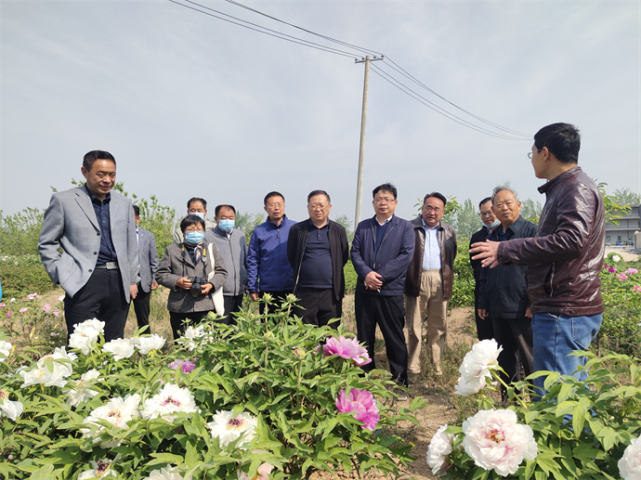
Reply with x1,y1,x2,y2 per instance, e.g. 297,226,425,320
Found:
0,340,12,361
135,335,166,355
82,394,141,443
462,409,537,477
613,255,622,263
58,295,66,303
455,339,502,396
144,465,184,480
426,425,456,476
102,338,136,361
69,319,105,355
208,411,258,449
619,436,641,480
179,325,212,351
141,383,199,421
0,388,24,421
65,369,102,407
19,347,74,388
78,459,116,479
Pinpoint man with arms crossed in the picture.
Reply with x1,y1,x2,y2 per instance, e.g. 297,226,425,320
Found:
351,183,414,387
39,150,139,342
287,190,349,327
471,123,605,394
205,204,248,324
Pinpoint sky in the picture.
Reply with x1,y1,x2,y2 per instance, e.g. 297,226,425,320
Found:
1,0,639,228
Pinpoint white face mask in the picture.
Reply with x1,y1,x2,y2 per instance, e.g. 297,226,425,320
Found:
485,219,500,229
190,212,205,220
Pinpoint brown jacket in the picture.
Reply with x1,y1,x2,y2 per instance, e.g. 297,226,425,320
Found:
404,217,457,299
498,166,605,316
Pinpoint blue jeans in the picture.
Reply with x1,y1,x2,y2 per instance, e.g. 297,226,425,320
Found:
531,312,602,395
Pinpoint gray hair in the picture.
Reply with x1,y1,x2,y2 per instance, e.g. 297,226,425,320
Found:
491,184,519,204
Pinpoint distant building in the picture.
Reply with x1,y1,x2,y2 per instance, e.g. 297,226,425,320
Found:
605,205,640,245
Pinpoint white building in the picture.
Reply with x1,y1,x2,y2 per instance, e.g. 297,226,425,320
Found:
605,205,640,245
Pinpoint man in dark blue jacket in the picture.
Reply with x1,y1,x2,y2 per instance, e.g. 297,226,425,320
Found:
247,192,296,313
478,186,537,399
351,183,415,387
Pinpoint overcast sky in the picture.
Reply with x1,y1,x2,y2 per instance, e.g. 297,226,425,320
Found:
1,0,639,227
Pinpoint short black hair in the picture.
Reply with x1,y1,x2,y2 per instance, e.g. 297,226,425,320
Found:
307,190,331,203
264,191,285,205
372,183,397,200
533,123,581,164
133,205,140,217
83,150,116,171
423,192,447,207
187,197,207,210
215,204,237,217
479,197,492,209
180,214,206,234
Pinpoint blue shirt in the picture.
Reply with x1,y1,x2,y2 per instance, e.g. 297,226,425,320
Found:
84,185,117,264
298,221,333,288
422,220,441,270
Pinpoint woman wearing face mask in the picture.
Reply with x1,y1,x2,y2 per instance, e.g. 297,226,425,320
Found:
157,214,228,339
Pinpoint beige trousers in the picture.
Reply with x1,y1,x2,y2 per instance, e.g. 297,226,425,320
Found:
404,270,447,374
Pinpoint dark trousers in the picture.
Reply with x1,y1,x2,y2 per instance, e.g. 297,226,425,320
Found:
169,310,212,340
64,268,129,342
355,292,408,386
474,299,495,341
258,290,292,315
132,284,151,332
492,315,534,399
220,294,244,325
292,287,341,327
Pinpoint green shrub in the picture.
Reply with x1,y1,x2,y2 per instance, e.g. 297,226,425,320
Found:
0,255,56,298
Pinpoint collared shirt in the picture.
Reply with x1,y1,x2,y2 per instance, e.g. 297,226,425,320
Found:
298,220,333,288
84,184,117,264
422,219,441,270
375,217,392,253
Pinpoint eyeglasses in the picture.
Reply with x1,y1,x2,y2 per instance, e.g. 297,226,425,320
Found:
374,197,395,204
309,204,328,211
479,212,494,218
424,206,442,213
266,203,284,209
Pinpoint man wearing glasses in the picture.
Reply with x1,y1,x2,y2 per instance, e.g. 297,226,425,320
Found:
287,190,349,326
471,123,605,396
404,192,457,376
351,183,414,389
469,197,499,341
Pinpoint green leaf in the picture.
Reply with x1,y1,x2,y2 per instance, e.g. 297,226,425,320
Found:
558,383,574,403
524,460,536,480
147,453,184,466
571,404,586,439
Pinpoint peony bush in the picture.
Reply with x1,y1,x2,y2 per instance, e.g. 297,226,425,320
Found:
0,296,426,479
428,339,641,479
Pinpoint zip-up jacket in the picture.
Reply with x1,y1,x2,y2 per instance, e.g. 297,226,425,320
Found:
478,216,537,318
247,216,296,293
498,166,605,316
287,219,349,301
350,215,415,296
205,226,247,296
404,217,457,299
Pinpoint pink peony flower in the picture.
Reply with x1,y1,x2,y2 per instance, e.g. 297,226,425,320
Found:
0,303,5,308
6,312,11,318
168,360,196,374
618,273,628,281
336,388,379,431
604,264,610,269
323,336,371,366
43,304,52,313
627,268,639,275
634,286,641,293
53,311,60,317
19,308,28,314
27,293,39,300
462,409,537,477
608,267,617,273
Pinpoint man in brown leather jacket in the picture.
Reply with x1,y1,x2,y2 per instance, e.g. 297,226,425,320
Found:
471,123,605,396
404,192,457,376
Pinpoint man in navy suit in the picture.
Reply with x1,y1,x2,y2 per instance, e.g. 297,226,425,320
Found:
132,205,159,332
38,150,140,341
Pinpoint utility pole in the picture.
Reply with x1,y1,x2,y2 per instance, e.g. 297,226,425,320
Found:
353,55,383,228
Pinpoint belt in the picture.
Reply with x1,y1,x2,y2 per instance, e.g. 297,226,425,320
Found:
95,262,119,270
422,269,441,272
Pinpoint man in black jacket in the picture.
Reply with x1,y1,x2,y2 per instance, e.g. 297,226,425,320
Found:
478,186,537,399
469,197,499,341
287,190,349,326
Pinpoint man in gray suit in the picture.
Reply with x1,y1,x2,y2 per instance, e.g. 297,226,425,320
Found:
132,205,159,332
38,150,140,342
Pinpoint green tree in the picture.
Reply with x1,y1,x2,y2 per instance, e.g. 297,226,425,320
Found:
612,188,641,206
453,198,479,239
520,198,543,224
597,182,631,226
333,214,355,242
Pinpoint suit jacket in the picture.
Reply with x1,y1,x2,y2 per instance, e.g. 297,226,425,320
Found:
137,227,159,293
38,186,140,301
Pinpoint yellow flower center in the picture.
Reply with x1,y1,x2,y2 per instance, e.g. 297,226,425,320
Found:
487,429,503,444
226,417,246,430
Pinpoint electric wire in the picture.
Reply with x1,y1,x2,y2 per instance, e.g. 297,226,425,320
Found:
370,64,527,140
